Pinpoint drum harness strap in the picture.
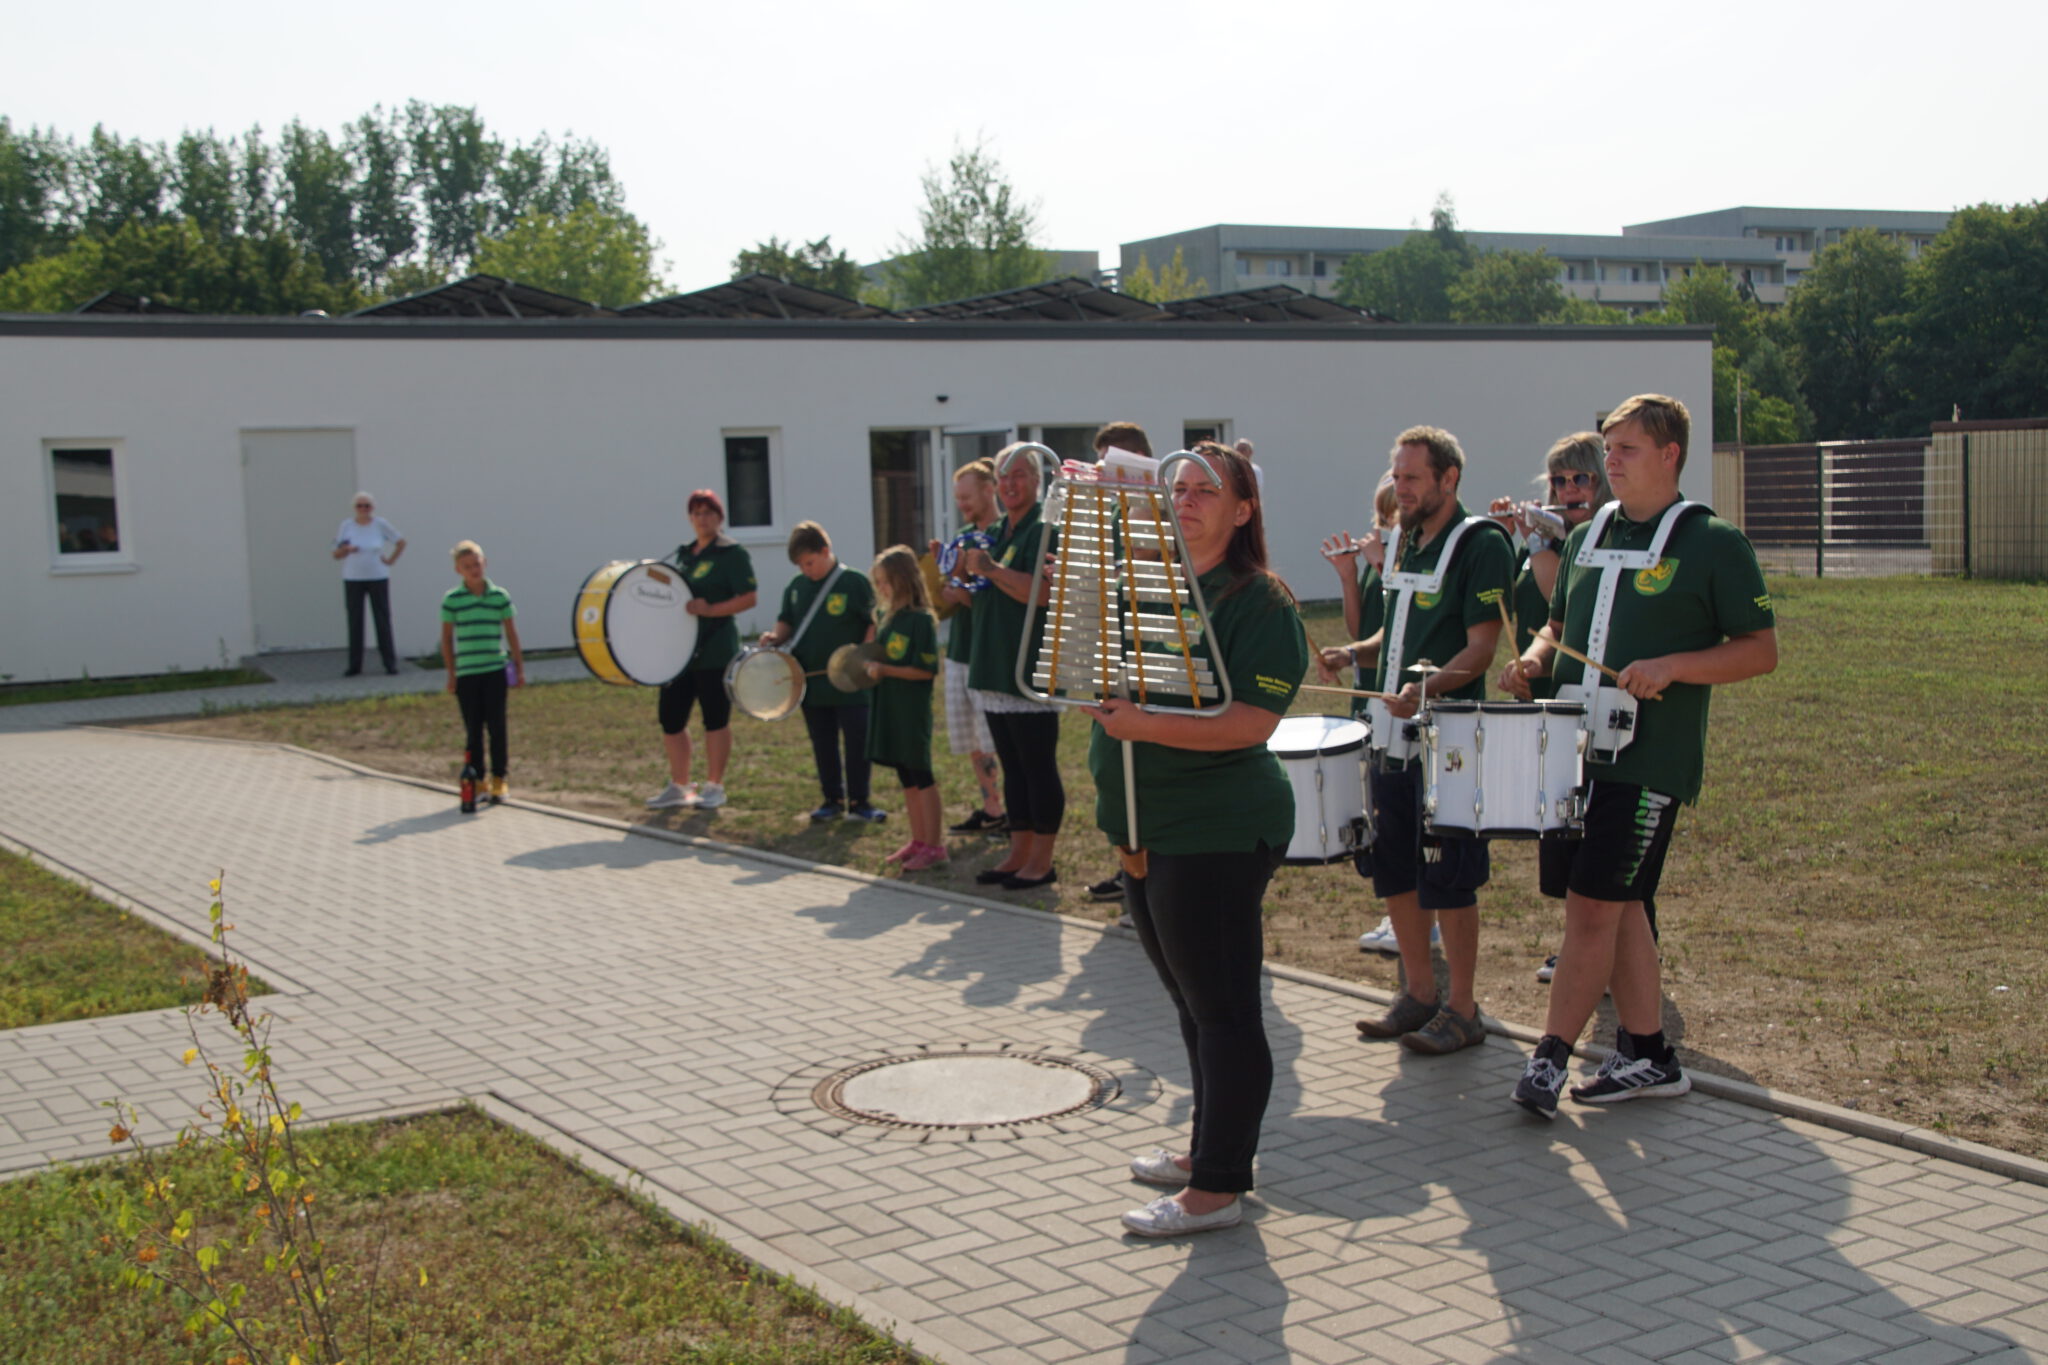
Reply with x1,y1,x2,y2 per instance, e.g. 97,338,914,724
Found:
1369,514,1492,765
786,564,846,654
1566,499,1701,759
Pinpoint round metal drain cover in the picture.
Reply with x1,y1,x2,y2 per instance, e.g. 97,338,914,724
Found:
776,1043,1144,1142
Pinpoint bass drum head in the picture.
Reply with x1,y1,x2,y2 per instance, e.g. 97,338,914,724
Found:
574,560,697,687
725,646,804,721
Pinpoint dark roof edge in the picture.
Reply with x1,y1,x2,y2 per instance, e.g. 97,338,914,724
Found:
0,313,1717,344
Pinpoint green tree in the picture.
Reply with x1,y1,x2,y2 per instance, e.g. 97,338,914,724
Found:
280,121,358,286
1448,248,1566,323
0,118,74,273
884,141,1051,307
472,203,664,306
405,101,499,271
730,234,866,296
0,218,358,314
1120,246,1208,303
77,126,168,238
1647,264,1762,353
1899,201,2048,427
343,109,416,289
1332,199,1470,322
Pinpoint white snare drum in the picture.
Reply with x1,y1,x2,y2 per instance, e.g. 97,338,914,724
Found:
724,645,804,721
573,560,698,687
1423,700,1587,839
1267,714,1372,865
1556,682,1639,764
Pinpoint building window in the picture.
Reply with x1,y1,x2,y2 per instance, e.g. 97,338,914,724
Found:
722,430,775,528
1312,259,1327,277
1183,423,1228,449
50,444,123,558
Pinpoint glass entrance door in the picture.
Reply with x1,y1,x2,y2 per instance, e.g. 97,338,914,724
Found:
936,425,1015,542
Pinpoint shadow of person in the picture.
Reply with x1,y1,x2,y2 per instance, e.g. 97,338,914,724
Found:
354,808,473,844
501,833,702,872
1122,1218,1294,1363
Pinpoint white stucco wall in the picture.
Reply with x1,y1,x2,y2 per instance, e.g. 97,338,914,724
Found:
0,321,1711,682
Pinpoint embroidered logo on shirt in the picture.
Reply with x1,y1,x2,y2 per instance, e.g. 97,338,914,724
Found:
1634,558,1679,596
826,593,848,616
1414,591,1441,611
691,562,713,580
1161,607,1205,655
1754,592,1773,613
886,632,908,660
1255,673,1293,697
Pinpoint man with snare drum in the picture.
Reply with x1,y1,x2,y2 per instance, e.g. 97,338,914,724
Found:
1348,426,1515,1055
1501,394,1777,1119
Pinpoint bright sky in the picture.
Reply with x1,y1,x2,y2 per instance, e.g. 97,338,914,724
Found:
11,0,2043,291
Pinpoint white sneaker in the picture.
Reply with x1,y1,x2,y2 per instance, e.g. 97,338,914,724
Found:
695,782,727,809
1357,917,1441,953
1128,1148,1192,1187
1121,1193,1241,1237
646,781,693,809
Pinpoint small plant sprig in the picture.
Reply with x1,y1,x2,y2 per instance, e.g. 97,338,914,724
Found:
97,870,352,1365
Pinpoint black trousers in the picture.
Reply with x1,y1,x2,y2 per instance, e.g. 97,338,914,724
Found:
343,579,396,672
1123,843,1280,1194
984,710,1064,835
801,704,870,804
454,670,508,777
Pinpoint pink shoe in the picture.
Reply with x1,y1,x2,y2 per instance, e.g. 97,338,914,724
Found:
884,840,919,864
902,842,950,872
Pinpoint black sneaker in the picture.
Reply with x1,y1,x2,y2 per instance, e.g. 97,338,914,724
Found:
1513,1054,1570,1119
809,802,845,822
1570,1052,1691,1105
1355,992,1438,1040
1088,875,1124,902
949,809,1008,834
844,801,888,824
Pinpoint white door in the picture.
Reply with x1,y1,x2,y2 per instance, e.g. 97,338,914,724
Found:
936,424,1015,541
242,428,358,652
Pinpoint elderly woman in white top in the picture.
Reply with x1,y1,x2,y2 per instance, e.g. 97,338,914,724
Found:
332,491,407,675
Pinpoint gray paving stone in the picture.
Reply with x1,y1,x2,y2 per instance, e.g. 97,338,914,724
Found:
4,725,2048,1365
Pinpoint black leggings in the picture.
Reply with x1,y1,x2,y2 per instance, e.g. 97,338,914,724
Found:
984,710,1063,835
343,579,395,672
801,704,871,804
454,670,508,777
1124,843,1280,1195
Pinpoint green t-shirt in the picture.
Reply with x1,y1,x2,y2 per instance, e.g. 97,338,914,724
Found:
1350,562,1386,719
1370,505,1516,701
1548,501,1776,804
777,564,875,708
1089,566,1308,856
967,502,1058,697
440,580,515,677
1511,547,1559,701
673,537,756,673
867,608,940,770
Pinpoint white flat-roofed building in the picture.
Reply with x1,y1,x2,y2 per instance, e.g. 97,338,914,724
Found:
1621,207,1955,285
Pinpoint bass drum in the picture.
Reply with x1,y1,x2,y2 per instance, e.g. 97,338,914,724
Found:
1266,714,1371,865
573,560,698,687
724,645,805,721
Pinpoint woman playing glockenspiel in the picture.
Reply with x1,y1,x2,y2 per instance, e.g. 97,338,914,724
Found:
1084,442,1307,1237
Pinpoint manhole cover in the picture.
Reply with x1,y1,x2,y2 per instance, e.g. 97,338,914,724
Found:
774,1043,1151,1143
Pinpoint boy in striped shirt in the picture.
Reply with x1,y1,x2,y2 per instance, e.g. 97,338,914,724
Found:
440,540,524,805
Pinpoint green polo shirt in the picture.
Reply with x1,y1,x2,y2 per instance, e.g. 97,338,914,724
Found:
941,523,997,666
777,564,874,708
672,537,756,673
440,580,516,677
1350,562,1386,719
1370,504,1516,701
1511,547,1559,701
867,608,940,770
1089,566,1307,856
1548,501,1775,804
967,502,1057,697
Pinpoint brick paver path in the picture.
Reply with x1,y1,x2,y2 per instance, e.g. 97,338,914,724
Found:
3,721,2042,1364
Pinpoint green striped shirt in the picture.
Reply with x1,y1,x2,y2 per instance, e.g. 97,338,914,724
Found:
441,580,516,677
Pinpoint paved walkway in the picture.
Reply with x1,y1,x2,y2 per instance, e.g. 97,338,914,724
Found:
1,698,2044,1362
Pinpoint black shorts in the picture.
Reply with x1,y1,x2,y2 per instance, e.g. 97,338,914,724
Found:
1358,761,1489,910
1540,780,1680,907
892,764,935,791
658,666,732,736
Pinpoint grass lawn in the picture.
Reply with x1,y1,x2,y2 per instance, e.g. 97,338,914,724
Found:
0,853,262,1028
143,576,2048,1159
0,1106,921,1365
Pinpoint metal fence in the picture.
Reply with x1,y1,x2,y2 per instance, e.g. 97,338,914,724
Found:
1711,419,2048,578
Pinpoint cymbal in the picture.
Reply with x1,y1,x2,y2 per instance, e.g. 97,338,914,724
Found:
826,641,884,692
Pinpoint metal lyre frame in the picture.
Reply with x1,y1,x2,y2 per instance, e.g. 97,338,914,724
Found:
1003,444,1234,857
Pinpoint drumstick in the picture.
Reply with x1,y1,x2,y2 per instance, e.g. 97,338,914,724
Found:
1546,637,1664,703
1300,683,1401,702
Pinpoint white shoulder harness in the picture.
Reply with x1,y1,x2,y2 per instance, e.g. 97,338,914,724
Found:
1369,514,1497,758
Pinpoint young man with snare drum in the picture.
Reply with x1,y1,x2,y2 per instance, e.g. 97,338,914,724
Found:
1348,426,1516,1055
1500,394,1777,1119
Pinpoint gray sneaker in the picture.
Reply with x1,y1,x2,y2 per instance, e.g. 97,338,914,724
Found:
695,782,727,809
1355,992,1438,1039
646,781,693,810
1400,1005,1486,1055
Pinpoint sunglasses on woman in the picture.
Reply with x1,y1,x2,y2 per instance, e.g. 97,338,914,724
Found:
1548,472,1595,489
